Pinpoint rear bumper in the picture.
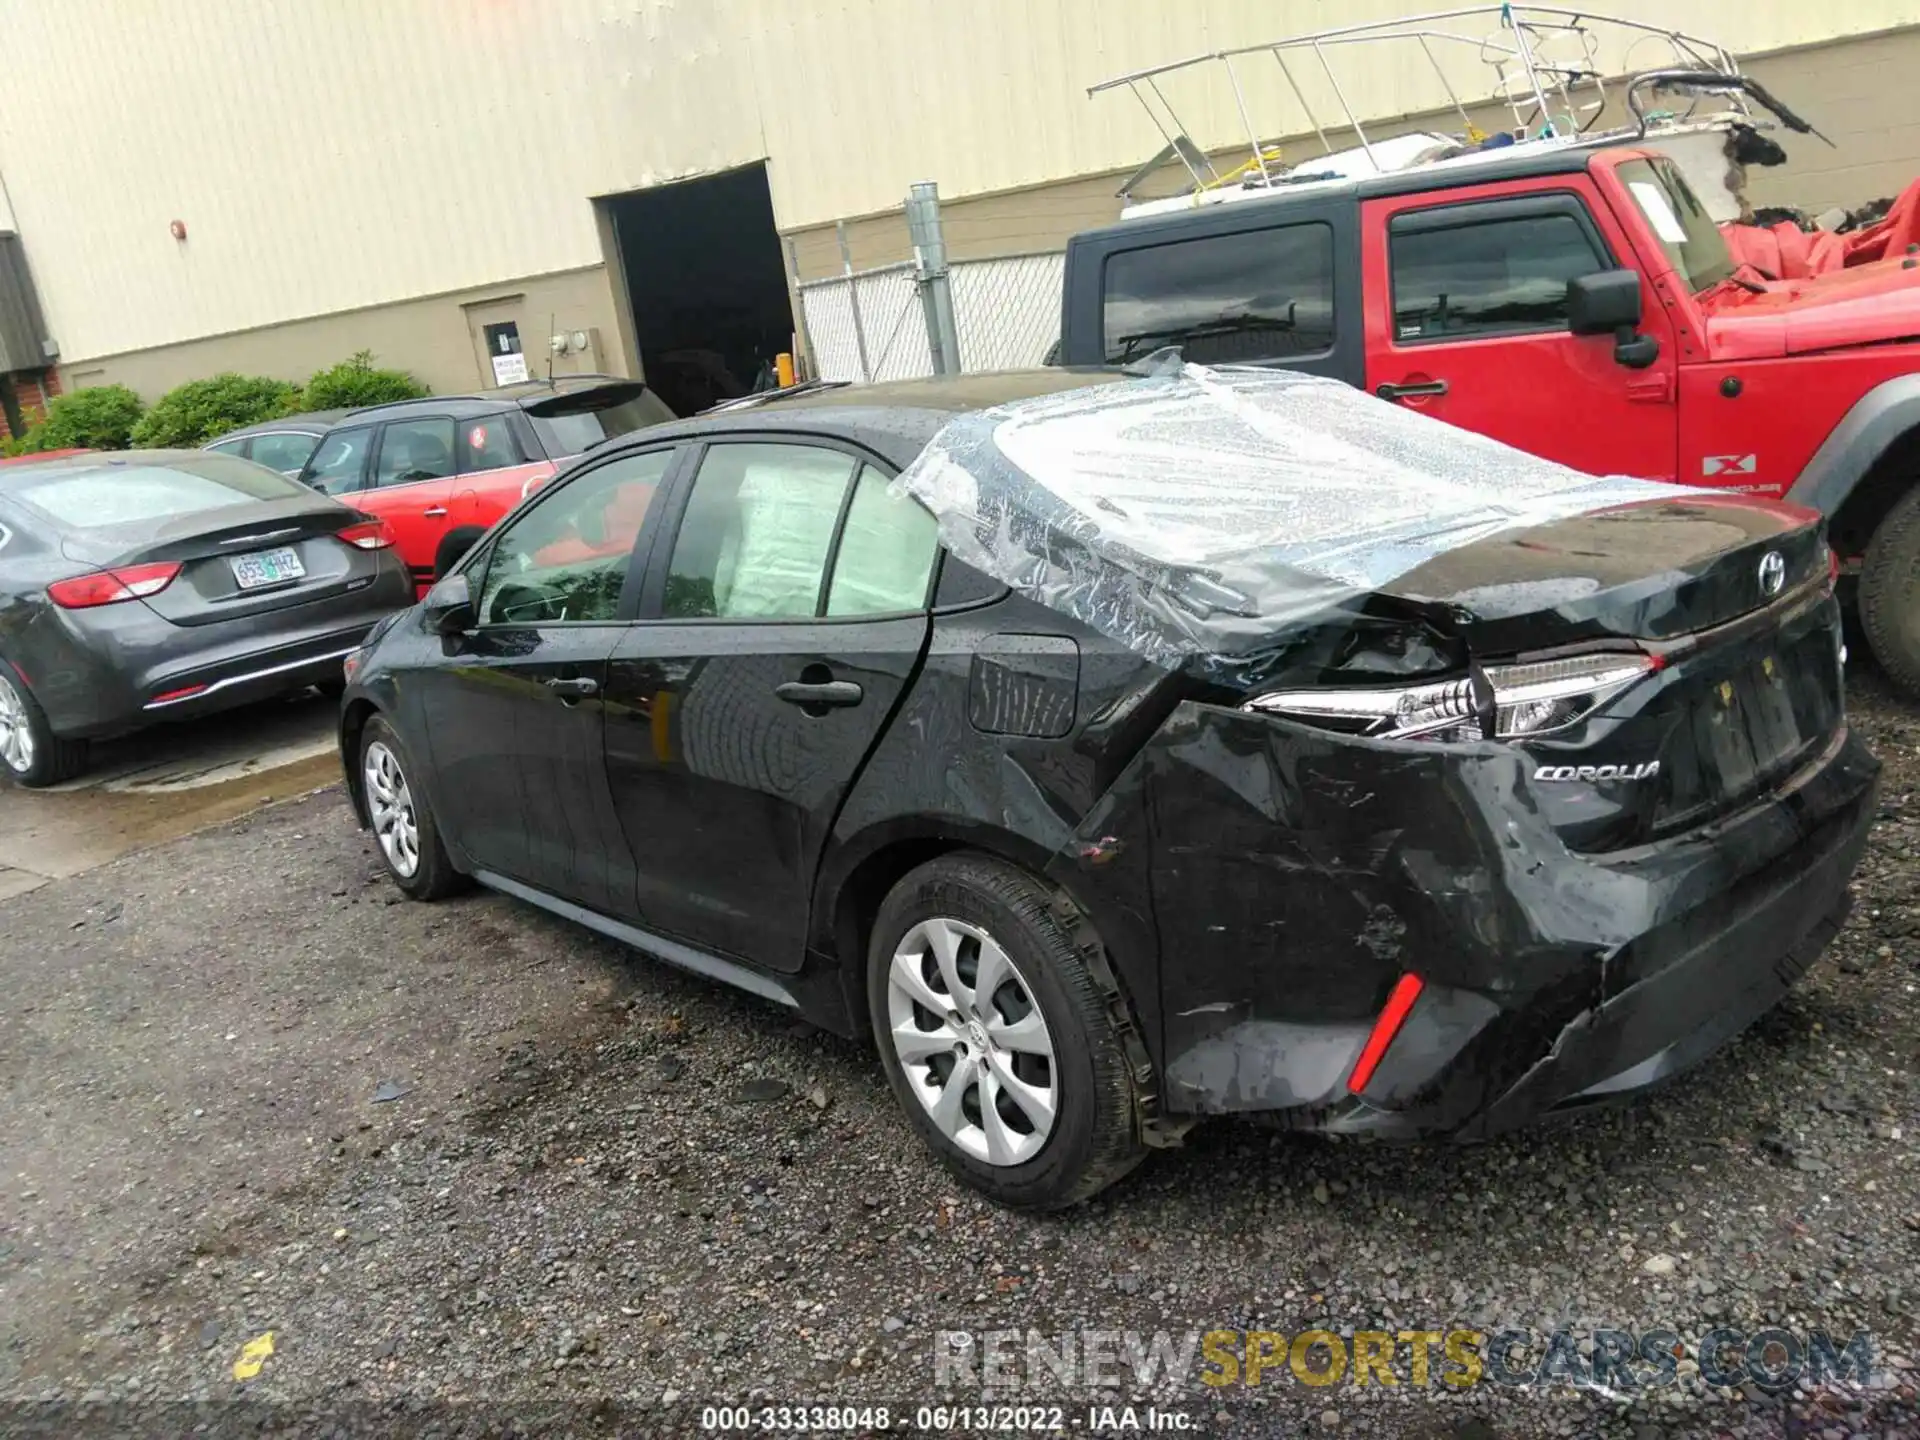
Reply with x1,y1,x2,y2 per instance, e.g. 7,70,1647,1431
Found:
1077,700,1878,1134
1344,726,1875,1137
26,561,411,738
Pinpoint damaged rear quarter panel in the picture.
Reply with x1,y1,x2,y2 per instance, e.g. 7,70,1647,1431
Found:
1064,700,1652,1115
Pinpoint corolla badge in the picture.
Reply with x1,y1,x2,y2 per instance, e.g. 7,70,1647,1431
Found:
1758,550,1787,598
1533,762,1661,783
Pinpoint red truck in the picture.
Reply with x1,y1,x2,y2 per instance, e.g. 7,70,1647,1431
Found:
1057,140,1920,693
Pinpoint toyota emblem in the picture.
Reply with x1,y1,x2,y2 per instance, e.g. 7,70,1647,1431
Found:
1758,550,1786,598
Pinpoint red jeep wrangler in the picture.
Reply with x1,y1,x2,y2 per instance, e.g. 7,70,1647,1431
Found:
1057,141,1920,693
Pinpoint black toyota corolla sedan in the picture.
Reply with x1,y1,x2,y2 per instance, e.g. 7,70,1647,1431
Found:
0,449,412,786
338,366,1876,1209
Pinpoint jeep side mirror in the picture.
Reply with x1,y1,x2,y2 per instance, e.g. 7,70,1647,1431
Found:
1568,270,1659,370
1567,270,1643,334
422,571,475,636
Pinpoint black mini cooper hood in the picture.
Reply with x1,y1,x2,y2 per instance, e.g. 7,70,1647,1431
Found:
891,364,1709,678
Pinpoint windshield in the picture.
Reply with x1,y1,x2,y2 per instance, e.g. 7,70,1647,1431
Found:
530,390,676,457
1616,156,1734,293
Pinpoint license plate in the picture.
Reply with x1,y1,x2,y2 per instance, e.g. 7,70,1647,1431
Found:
229,546,305,590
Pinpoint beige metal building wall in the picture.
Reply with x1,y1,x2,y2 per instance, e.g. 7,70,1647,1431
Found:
0,0,1914,390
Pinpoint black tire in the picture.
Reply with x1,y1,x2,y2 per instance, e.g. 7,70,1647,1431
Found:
867,853,1146,1210
433,526,487,581
357,715,468,900
0,656,88,789
1861,485,1920,699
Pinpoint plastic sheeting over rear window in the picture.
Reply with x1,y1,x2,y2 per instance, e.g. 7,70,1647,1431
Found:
891,363,1690,673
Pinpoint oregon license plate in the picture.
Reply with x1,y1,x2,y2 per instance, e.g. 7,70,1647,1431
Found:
229,546,305,590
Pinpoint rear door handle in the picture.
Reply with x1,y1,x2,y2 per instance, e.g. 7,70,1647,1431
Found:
1375,379,1450,401
544,676,600,699
423,506,449,518
775,679,864,710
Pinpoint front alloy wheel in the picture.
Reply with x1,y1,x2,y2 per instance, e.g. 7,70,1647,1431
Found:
357,715,467,900
364,740,420,878
887,917,1059,1166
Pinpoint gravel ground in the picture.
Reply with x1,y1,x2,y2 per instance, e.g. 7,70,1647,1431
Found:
3,677,1919,1439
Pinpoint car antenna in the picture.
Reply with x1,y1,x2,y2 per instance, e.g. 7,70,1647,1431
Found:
547,312,556,386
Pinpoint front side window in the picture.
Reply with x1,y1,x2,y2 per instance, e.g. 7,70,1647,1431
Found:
1102,223,1336,365
301,426,375,495
205,436,248,459
663,443,856,620
1390,209,1606,340
249,431,320,475
477,448,674,626
373,418,457,489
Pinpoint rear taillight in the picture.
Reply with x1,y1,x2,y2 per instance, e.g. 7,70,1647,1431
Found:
47,561,183,609
1245,652,1662,743
338,519,395,551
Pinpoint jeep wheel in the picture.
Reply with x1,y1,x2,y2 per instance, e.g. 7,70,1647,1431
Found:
867,854,1146,1210
1859,486,1920,698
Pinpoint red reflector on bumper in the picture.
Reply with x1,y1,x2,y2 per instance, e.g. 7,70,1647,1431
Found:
1347,973,1425,1094
149,684,209,705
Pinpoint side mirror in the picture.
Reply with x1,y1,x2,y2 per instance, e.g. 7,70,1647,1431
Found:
421,571,475,636
1567,270,1644,335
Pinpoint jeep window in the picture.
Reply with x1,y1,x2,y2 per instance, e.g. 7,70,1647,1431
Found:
1101,223,1335,365
1616,156,1735,293
1391,210,1606,340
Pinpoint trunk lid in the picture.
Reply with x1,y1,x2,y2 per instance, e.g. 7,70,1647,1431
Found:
1383,496,1828,651
1384,496,1843,850
62,494,381,627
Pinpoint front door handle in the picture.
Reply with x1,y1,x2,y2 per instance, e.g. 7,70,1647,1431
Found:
423,506,449,518
1375,379,1450,401
775,679,864,710
544,676,600,699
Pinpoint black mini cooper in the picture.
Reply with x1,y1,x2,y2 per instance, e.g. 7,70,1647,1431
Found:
338,367,1876,1209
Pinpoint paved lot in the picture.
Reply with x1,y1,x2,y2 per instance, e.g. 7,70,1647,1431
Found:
1,678,1918,1438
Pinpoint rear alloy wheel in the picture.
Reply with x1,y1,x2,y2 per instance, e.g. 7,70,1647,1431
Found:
1859,485,1920,699
869,854,1146,1209
0,658,87,789
359,716,466,900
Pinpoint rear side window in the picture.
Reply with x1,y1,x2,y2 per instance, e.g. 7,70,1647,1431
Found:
1390,209,1607,341
9,455,302,529
664,443,853,620
459,415,526,474
530,389,676,457
248,432,320,475
304,426,375,495
1102,223,1335,365
827,466,938,616
373,419,456,488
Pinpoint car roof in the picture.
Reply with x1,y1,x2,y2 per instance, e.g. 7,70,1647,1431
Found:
1070,144,1598,246
339,375,648,425
211,410,352,442
619,368,1129,467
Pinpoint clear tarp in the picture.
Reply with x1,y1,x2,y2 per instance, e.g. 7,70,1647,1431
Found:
892,362,1691,669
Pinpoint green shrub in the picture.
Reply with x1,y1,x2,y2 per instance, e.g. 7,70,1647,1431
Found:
128,374,301,449
301,351,427,410
30,384,145,451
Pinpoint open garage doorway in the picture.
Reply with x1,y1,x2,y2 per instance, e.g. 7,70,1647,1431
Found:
602,163,795,417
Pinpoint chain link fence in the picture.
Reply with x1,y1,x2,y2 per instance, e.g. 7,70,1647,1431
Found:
797,251,1062,384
